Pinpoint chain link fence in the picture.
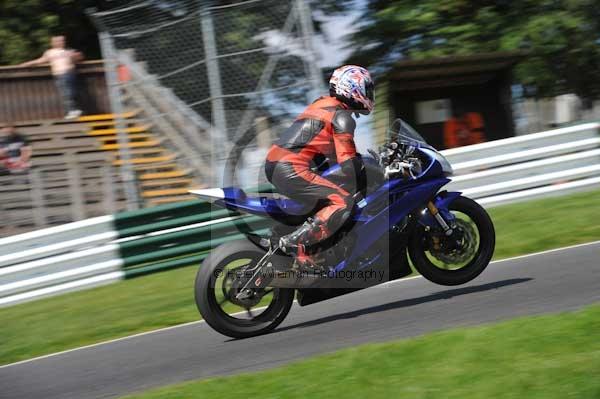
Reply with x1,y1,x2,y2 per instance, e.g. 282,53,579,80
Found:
89,0,325,195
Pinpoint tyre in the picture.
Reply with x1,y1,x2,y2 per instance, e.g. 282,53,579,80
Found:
195,239,295,339
408,196,495,286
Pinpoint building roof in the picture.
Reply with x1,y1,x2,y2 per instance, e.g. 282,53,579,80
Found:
387,51,525,91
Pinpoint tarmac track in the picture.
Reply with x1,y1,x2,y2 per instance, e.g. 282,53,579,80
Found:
1,241,599,399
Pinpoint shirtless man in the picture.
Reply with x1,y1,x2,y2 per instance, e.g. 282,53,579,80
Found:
20,36,84,120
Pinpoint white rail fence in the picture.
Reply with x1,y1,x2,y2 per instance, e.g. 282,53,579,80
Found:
1,122,599,307
445,122,600,205
0,216,122,307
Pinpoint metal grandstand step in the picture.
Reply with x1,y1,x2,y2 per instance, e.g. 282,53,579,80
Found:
140,178,194,188
147,196,197,206
1,117,128,235
96,133,155,143
112,154,177,166
138,170,192,180
87,126,150,136
115,148,166,157
76,110,140,122
2,112,204,234
87,120,141,128
133,163,178,172
79,114,202,207
141,188,196,198
100,140,162,150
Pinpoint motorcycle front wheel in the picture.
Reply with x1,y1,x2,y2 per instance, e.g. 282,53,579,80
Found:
195,239,295,339
408,195,495,286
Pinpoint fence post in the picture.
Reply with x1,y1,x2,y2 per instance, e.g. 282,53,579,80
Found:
67,160,86,221
201,6,228,186
29,168,47,227
103,164,117,214
296,0,326,100
99,32,141,210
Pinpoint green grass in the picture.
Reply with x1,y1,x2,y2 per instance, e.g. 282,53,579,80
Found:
121,304,600,399
489,189,600,259
1,188,600,366
0,266,200,365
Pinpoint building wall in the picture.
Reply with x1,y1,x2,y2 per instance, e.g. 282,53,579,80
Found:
389,75,515,149
515,95,600,135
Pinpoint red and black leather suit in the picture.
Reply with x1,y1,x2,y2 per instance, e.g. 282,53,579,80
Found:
264,96,363,242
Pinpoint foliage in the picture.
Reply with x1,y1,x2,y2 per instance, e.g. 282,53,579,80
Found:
0,0,342,66
347,0,600,101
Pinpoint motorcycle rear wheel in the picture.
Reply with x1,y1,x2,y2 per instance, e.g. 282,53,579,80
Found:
195,239,295,339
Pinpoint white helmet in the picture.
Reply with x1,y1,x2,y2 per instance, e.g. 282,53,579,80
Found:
329,65,374,114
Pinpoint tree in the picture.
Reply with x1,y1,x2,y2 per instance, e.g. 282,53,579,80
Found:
346,0,600,102
0,0,340,65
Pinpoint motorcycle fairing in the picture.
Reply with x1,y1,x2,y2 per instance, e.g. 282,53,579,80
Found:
332,177,453,271
192,179,462,273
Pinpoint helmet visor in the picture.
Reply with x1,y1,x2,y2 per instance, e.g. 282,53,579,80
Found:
365,80,374,102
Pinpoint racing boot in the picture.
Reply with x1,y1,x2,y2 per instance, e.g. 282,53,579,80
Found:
278,217,327,273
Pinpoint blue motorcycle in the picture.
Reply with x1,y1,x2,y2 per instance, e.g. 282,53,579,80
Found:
191,119,495,338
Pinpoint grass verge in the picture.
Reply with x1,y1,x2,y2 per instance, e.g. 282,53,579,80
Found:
2,188,600,365
120,304,600,399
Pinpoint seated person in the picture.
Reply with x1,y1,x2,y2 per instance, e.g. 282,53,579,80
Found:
0,124,32,174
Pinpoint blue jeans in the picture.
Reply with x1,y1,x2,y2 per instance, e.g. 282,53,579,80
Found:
54,70,78,113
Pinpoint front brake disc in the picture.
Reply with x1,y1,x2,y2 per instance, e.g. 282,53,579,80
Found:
430,219,477,264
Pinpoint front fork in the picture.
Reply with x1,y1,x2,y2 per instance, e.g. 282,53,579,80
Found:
427,201,454,236
418,191,461,233
424,199,466,252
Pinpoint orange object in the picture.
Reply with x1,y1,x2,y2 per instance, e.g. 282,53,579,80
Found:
117,64,131,83
444,112,486,148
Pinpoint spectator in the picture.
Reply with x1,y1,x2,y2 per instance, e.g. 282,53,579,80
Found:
0,124,32,174
20,35,84,120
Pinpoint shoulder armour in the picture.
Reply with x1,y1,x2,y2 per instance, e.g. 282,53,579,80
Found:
332,110,356,135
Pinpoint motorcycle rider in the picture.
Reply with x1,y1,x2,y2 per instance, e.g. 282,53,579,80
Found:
264,65,374,269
